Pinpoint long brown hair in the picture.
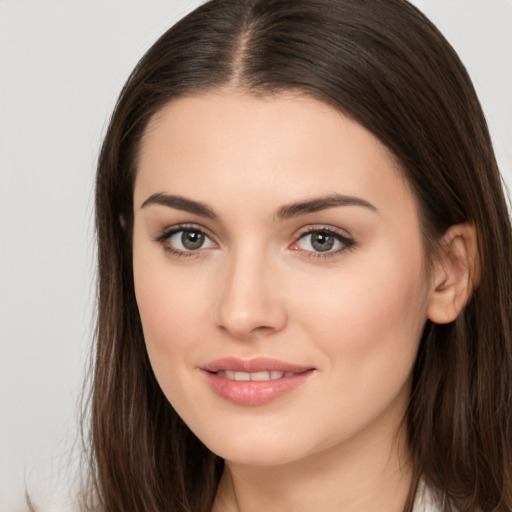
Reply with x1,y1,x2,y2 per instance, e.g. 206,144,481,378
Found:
84,0,512,510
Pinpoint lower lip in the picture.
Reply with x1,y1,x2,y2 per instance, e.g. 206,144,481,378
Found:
203,370,314,406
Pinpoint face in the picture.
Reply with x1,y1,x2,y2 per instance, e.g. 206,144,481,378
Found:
132,90,432,466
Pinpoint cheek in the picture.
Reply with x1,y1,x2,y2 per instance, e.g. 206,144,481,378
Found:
289,241,429,388
132,239,210,378
132,260,216,428
135,271,193,347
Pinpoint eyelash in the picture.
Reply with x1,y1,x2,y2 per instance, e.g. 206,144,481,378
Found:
153,224,214,258
153,224,356,260
293,227,356,260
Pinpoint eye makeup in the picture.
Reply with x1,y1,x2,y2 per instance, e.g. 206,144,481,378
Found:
152,223,216,258
290,226,357,261
152,222,356,261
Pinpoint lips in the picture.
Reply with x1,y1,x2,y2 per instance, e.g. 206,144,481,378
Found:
201,357,315,406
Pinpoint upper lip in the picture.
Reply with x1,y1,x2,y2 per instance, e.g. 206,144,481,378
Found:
202,357,313,374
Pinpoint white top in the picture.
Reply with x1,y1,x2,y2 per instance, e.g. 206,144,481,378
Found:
412,481,442,512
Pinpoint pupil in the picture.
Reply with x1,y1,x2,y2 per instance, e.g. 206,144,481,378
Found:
182,231,204,250
311,232,334,252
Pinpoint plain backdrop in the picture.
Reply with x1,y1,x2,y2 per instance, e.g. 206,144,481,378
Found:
0,1,511,511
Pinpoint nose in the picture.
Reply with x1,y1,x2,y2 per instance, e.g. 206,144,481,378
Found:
215,246,287,340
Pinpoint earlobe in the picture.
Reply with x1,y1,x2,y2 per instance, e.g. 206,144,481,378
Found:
427,223,480,325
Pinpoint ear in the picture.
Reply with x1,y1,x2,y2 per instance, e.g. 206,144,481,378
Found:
427,223,480,325
119,215,126,230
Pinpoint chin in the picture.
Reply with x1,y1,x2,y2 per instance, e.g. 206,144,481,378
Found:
213,444,304,467
194,424,310,467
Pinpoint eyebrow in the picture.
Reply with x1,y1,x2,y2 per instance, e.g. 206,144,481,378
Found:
140,192,378,220
140,193,217,219
275,194,379,220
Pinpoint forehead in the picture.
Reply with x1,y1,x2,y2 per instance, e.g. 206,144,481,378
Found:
134,90,416,221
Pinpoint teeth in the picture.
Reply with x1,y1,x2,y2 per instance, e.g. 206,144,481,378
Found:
250,371,270,381
218,370,290,381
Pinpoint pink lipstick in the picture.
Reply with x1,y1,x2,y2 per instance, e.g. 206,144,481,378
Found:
201,357,315,406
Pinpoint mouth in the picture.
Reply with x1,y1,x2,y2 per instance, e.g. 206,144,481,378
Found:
214,370,297,381
201,357,315,406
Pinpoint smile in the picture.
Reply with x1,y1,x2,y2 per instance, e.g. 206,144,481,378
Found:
202,357,315,406
215,370,297,381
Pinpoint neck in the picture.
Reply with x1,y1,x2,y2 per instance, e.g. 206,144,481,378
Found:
212,419,412,512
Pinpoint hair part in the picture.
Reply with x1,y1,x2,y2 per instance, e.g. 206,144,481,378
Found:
86,1,512,511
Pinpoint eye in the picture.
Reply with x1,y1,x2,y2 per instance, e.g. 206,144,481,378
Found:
154,225,216,255
171,229,210,251
291,228,355,255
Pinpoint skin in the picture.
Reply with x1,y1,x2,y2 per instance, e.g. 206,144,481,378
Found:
131,90,474,512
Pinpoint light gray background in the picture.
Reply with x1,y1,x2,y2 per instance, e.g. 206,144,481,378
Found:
1,1,511,511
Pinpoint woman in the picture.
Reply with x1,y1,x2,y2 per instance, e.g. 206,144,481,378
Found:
83,0,512,511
